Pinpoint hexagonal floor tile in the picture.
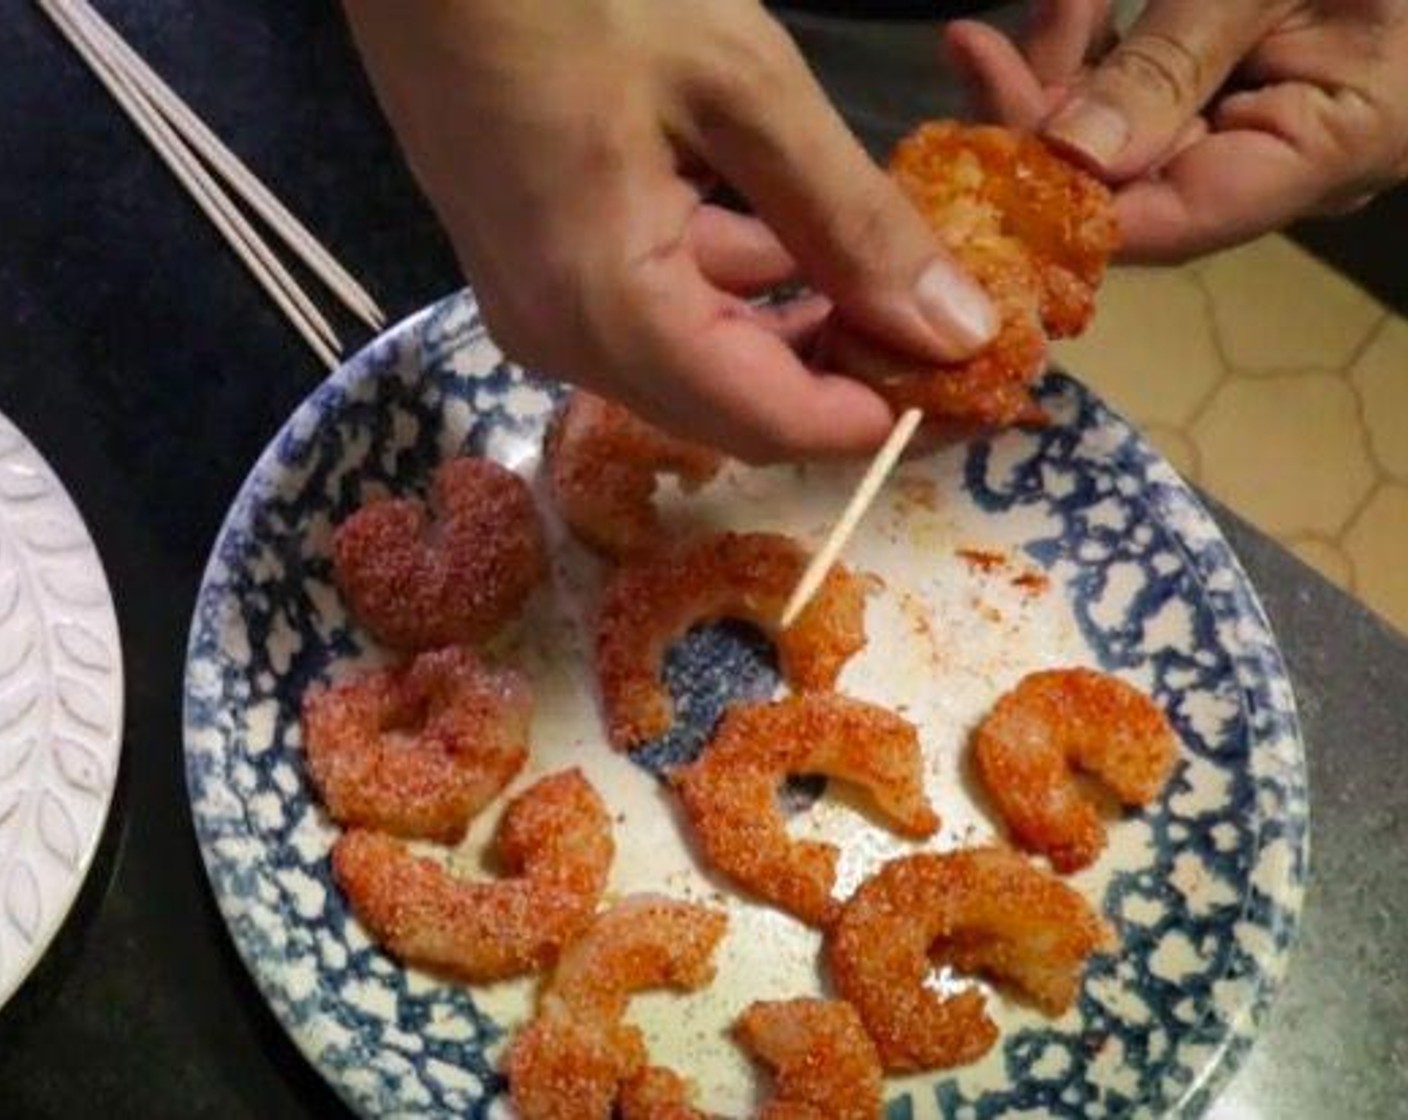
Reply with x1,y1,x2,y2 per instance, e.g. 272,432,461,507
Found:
1348,315,1408,482
1343,485,1408,635
1190,374,1377,537
1201,236,1385,373
1055,265,1223,428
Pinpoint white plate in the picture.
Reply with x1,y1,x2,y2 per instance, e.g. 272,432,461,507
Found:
0,412,123,1009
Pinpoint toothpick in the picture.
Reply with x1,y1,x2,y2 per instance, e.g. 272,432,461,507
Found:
780,408,924,628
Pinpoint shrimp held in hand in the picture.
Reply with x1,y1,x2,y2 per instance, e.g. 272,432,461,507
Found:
546,390,723,559
820,122,1117,430
504,896,727,1120
973,668,1179,872
597,532,868,748
735,999,883,1120
332,768,612,981
302,646,529,843
332,456,547,650
674,695,938,926
828,847,1114,1071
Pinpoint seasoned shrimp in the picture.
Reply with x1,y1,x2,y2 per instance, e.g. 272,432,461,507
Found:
331,769,611,981
301,646,529,843
734,999,883,1120
597,532,869,748
332,456,547,650
828,847,1114,1071
973,668,1180,872
618,1066,709,1120
504,897,728,1120
820,122,1117,429
674,695,938,926
546,390,723,559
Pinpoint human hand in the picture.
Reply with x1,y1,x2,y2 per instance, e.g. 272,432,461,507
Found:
342,0,998,461
948,0,1408,262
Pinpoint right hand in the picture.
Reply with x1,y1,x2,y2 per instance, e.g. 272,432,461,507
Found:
342,0,997,461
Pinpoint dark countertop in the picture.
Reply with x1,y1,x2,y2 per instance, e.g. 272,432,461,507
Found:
0,3,1404,1117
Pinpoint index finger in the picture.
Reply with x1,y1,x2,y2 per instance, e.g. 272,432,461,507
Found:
600,247,895,463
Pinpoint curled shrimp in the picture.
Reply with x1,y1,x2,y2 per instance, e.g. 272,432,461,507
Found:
734,999,884,1120
546,390,724,559
504,896,728,1120
301,646,530,843
674,695,939,926
618,1066,709,1120
332,456,547,650
973,668,1180,872
331,768,612,982
596,532,869,748
820,122,1117,429
827,846,1114,1071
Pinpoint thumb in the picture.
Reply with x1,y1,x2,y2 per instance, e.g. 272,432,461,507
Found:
678,23,998,362
1042,0,1277,178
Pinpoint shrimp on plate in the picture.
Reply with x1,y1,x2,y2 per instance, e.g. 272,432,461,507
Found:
504,896,728,1120
973,667,1180,872
734,998,884,1120
545,390,724,559
332,456,547,650
301,646,530,843
332,768,611,982
828,846,1114,1071
674,695,938,926
618,1066,710,1120
819,122,1118,430
597,532,868,748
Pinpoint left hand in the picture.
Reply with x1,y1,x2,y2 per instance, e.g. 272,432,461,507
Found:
948,0,1408,262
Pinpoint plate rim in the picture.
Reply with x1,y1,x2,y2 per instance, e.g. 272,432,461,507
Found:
0,411,126,1011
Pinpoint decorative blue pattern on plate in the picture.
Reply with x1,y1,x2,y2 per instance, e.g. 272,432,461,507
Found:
184,291,1308,1119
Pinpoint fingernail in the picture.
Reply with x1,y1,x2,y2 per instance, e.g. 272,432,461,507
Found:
915,259,998,352
1046,97,1130,167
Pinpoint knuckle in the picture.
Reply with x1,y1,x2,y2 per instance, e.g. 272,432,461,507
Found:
1108,33,1205,106
686,17,798,124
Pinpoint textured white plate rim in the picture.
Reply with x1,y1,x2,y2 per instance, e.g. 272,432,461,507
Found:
0,411,125,1011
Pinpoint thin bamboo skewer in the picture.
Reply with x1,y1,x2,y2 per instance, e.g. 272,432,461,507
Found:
60,0,386,331
38,0,340,370
779,408,924,628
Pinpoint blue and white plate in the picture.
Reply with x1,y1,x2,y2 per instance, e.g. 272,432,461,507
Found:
184,292,1308,1119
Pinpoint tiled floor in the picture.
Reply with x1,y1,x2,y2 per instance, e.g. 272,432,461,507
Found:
1054,234,1408,636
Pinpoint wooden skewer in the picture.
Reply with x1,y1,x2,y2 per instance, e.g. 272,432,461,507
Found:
780,407,924,628
38,0,340,370
59,0,387,331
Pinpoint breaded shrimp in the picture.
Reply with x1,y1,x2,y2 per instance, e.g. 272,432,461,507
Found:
820,122,1117,429
545,390,723,559
332,456,547,650
973,668,1180,872
828,847,1114,1071
301,646,530,843
331,769,611,982
596,532,869,748
734,999,883,1120
674,695,938,926
504,897,728,1120
618,1066,710,1120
